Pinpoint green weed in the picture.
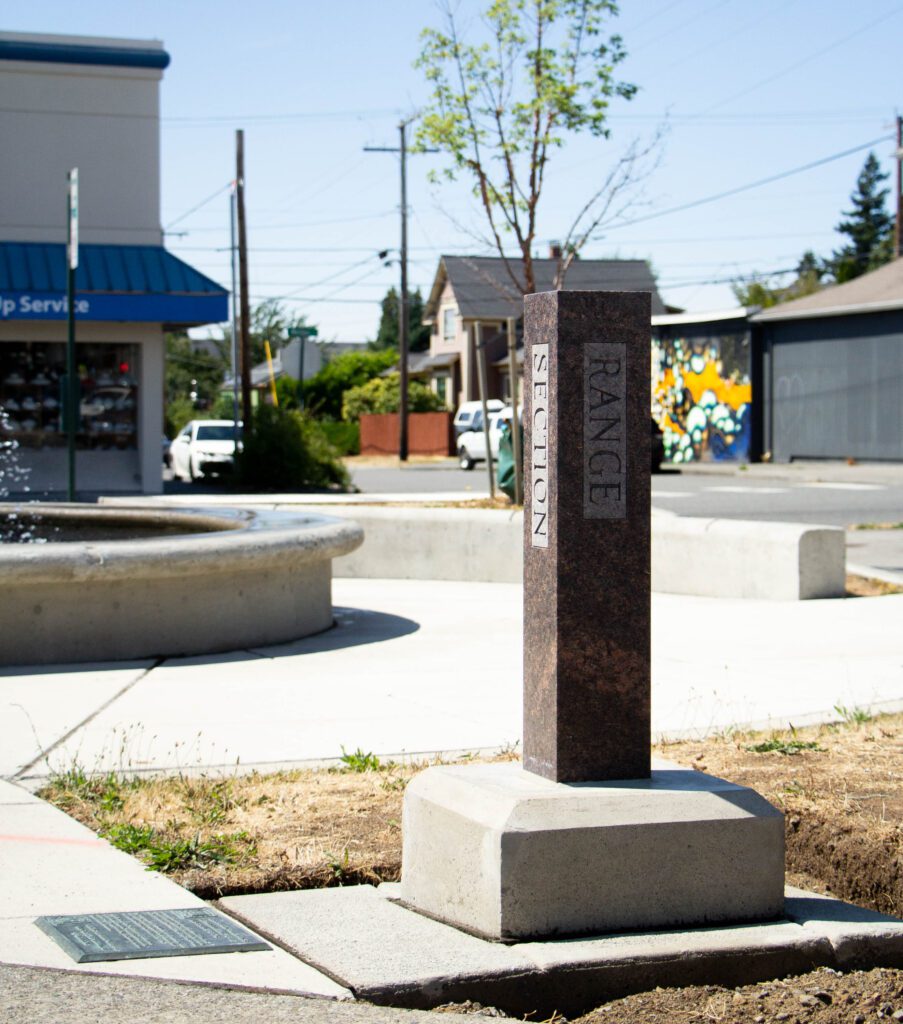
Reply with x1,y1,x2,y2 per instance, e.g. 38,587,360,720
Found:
745,738,825,756
834,704,872,726
181,779,241,826
339,747,381,772
326,848,351,883
44,765,134,815
100,822,255,872
100,822,156,854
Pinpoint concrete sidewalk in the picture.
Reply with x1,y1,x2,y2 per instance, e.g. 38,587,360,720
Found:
4,578,903,786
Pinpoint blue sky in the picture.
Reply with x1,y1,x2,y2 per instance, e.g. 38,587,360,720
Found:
7,1,902,341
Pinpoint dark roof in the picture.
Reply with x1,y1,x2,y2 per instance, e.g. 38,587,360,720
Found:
427,255,665,320
0,242,224,295
0,37,170,70
752,258,903,323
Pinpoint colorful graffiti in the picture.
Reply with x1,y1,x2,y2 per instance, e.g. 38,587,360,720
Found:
652,335,751,463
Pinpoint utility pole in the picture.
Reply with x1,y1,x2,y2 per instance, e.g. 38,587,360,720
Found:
229,185,241,448
895,114,903,259
365,121,437,462
235,130,252,430
474,323,496,499
399,120,410,462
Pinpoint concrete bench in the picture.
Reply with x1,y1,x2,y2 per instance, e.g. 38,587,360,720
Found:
301,504,846,600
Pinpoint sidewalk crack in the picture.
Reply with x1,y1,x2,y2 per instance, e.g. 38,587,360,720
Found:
12,659,163,781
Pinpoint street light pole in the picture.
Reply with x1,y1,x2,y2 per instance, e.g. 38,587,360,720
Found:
66,168,78,502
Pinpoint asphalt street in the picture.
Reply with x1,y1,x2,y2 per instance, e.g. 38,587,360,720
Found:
649,470,903,528
348,460,903,528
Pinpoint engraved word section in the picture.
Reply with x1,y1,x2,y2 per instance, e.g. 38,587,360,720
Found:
530,343,550,547
584,342,627,519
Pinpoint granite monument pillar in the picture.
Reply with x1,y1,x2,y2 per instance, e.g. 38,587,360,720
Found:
400,291,785,941
523,290,651,782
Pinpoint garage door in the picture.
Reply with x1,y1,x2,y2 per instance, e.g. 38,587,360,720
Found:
768,312,903,462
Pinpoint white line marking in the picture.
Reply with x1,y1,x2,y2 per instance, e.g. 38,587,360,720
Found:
706,486,788,494
650,490,693,498
799,482,887,491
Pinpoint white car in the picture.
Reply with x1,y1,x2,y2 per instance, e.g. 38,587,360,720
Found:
453,399,504,439
169,419,240,481
457,406,515,470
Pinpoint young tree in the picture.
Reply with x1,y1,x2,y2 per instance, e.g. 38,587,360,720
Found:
415,0,656,295
215,298,315,368
829,152,894,283
372,287,431,352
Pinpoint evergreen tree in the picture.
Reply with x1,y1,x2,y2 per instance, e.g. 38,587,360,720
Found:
829,153,893,283
371,287,431,352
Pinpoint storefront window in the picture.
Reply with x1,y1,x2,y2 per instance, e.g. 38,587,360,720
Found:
0,342,139,450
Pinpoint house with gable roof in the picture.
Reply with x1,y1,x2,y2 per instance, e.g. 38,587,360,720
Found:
416,253,665,408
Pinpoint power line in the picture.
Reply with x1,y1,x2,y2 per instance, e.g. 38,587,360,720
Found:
629,0,731,55
604,134,895,232
163,107,403,125
164,181,232,231
660,268,796,288
701,5,903,113
176,209,398,234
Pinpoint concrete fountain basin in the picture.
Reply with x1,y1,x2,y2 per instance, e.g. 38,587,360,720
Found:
0,503,363,666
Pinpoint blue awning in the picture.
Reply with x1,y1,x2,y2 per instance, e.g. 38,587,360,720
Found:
0,242,228,327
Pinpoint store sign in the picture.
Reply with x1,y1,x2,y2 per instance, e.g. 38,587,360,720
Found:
2,295,90,317
0,291,228,323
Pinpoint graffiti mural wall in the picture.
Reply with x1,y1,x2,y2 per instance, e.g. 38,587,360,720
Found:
652,330,752,463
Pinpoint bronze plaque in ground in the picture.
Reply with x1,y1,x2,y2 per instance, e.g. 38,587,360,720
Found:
523,290,651,783
35,907,270,963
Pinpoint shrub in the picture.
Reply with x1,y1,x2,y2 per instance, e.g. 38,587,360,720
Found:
301,350,398,420
234,405,349,491
341,374,443,422
319,421,360,455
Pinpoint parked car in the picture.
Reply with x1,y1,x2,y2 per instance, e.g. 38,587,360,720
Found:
169,419,241,481
457,406,515,470
453,399,504,439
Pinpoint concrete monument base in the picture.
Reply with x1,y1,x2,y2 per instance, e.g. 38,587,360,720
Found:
399,760,785,941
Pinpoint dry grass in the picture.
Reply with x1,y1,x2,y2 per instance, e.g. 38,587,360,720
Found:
41,752,515,899
40,712,903,912
846,573,903,597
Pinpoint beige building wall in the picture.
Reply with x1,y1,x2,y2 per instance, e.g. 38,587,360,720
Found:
0,32,164,246
0,32,168,494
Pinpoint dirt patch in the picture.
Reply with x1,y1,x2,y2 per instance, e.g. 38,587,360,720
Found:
573,966,903,1024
